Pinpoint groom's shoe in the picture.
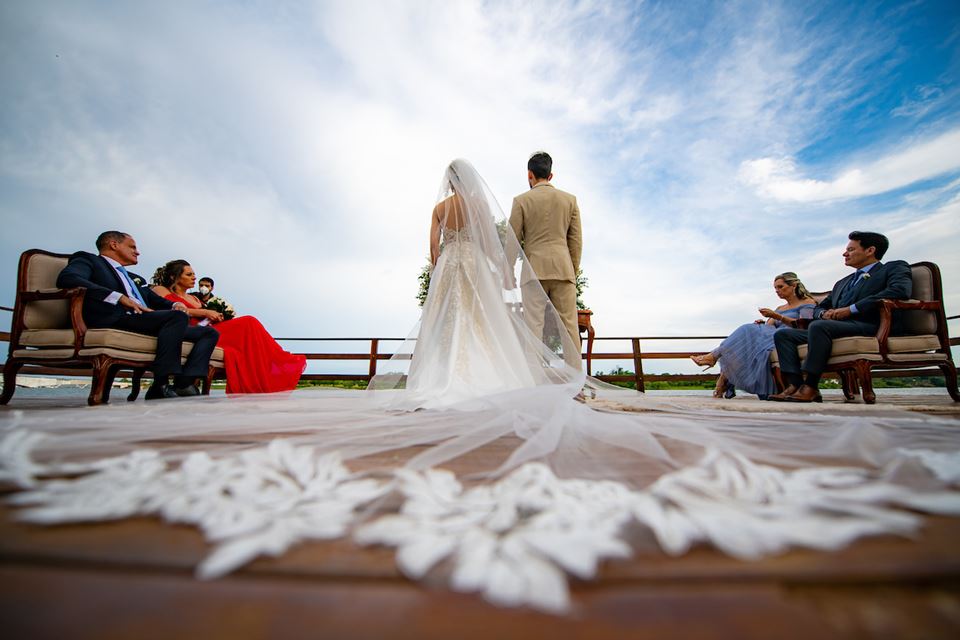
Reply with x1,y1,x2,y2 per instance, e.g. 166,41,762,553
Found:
145,383,177,400
174,383,201,397
767,385,798,402
783,384,823,403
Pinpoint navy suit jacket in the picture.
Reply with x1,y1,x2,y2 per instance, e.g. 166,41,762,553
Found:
56,251,174,328
814,260,912,327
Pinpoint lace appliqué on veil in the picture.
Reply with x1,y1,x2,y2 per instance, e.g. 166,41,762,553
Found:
5,431,960,614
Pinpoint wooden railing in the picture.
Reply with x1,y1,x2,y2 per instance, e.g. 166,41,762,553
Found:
1,306,958,390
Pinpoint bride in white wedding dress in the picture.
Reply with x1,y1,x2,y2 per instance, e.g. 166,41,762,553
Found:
368,158,583,408
1,159,959,614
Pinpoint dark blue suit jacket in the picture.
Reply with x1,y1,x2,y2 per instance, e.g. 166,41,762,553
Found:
56,251,174,328
815,260,913,327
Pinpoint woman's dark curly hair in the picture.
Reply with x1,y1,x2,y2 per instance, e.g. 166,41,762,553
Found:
151,259,191,288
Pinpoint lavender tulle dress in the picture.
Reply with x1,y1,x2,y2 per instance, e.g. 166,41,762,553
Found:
712,304,815,399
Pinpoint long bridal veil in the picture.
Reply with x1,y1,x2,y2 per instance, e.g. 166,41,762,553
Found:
1,159,959,613
368,158,584,408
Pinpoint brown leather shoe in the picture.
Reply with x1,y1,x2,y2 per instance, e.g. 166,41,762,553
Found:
767,384,799,401
783,384,823,403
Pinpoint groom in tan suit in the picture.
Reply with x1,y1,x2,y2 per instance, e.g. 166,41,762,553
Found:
510,151,583,368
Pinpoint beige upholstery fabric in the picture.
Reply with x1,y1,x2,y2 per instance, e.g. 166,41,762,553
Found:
769,334,939,366
19,329,76,346
12,348,78,359
20,328,224,360
901,264,938,335
76,348,224,367
797,336,880,359
887,335,940,352
22,253,71,330
886,352,946,362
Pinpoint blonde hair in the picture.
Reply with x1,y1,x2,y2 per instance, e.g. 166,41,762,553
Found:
775,271,812,300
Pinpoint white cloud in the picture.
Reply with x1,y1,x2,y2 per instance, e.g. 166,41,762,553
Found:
1,0,957,377
738,127,960,202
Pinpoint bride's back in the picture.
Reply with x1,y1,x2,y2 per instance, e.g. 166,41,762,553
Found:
435,193,468,231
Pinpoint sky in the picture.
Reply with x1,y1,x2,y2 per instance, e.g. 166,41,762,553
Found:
1,0,958,375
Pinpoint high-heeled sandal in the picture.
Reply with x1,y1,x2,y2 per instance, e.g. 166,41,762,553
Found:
690,354,716,369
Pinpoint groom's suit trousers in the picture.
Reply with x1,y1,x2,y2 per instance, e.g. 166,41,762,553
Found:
774,318,878,376
522,279,581,369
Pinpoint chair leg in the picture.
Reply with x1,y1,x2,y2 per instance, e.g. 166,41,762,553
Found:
1,360,24,405
840,370,859,402
201,366,215,396
87,356,112,406
128,369,144,402
855,361,876,405
939,361,960,402
101,364,121,404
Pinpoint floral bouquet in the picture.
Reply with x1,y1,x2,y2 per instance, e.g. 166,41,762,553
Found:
417,259,432,307
204,296,236,320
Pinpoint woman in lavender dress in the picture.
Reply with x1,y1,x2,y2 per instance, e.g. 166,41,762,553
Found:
691,272,816,399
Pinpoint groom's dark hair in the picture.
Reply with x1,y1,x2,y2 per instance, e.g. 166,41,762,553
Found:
528,152,552,180
849,231,889,260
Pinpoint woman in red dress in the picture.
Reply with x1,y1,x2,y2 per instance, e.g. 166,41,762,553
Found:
151,260,305,394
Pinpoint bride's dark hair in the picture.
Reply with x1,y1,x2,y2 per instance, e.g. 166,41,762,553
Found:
151,259,191,287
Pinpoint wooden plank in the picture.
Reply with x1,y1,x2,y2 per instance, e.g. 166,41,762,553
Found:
1,564,871,640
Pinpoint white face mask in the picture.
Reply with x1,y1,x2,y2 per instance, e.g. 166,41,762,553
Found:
199,286,211,296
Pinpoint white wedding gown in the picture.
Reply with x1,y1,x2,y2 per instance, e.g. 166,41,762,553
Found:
2,159,959,614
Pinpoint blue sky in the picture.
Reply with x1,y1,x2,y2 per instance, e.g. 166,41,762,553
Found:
1,0,958,375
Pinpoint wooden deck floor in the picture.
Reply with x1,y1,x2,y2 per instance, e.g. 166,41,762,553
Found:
1,391,959,638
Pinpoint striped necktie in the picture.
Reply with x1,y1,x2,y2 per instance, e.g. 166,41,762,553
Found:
117,266,146,306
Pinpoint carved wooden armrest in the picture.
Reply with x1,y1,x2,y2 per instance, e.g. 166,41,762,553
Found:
875,298,940,357
20,287,89,351
20,287,86,302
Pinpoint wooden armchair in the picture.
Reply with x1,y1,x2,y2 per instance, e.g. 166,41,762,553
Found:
1,249,225,406
772,262,958,404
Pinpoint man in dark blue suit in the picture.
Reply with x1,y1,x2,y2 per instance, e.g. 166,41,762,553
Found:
57,230,219,400
771,231,912,403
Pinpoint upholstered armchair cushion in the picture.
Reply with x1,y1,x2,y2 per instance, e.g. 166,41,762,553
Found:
768,333,939,368
900,264,938,335
19,327,224,362
23,254,72,331
20,327,222,356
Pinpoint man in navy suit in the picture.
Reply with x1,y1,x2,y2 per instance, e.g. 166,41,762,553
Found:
57,230,219,400
771,231,912,403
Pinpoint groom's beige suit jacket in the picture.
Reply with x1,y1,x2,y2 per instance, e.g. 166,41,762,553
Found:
510,181,583,367
509,182,582,283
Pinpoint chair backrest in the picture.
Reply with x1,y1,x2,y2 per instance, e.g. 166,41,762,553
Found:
19,250,71,330
900,262,940,335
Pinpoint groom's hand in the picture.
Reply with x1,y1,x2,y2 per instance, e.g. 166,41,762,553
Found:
823,307,852,320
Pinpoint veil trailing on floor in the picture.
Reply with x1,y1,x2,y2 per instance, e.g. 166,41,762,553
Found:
1,160,960,614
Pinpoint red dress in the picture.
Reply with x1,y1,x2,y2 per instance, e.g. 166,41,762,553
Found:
166,293,306,394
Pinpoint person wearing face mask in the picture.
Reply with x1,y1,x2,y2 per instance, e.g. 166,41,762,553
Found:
151,260,305,394
192,277,214,305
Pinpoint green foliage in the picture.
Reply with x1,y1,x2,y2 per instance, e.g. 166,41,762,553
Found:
871,376,945,388
576,268,589,310
417,259,432,307
297,379,370,390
